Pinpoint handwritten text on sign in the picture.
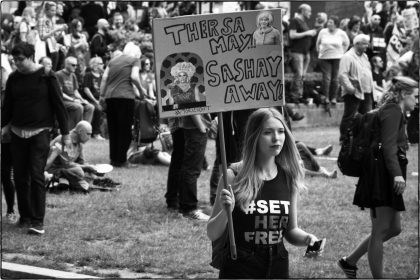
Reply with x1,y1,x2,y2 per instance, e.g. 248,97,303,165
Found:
153,9,285,118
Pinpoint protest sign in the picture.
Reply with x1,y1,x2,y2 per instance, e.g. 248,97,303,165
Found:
153,9,285,118
402,8,419,31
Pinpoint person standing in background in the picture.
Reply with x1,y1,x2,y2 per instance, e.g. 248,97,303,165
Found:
83,57,105,140
371,55,385,106
100,42,146,167
338,34,374,142
1,42,70,235
36,2,67,71
346,16,363,49
288,3,317,104
316,15,350,105
1,60,17,224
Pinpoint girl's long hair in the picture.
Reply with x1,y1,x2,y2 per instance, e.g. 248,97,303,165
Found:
233,108,305,211
379,76,418,106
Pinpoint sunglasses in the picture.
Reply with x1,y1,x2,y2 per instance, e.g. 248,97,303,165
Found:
71,63,77,67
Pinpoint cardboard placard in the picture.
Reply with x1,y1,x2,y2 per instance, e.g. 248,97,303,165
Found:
153,9,285,118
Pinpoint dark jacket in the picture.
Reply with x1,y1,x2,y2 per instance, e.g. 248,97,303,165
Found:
2,67,69,135
379,103,408,177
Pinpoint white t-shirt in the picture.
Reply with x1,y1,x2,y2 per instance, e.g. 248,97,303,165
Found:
317,28,350,59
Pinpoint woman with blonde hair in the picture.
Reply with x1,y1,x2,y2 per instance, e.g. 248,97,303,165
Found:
338,76,418,278
207,107,321,278
19,7,38,46
253,11,281,46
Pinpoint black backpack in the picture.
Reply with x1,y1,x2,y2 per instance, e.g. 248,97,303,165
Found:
337,109,381,177
133,100,159,144
407,106,419,144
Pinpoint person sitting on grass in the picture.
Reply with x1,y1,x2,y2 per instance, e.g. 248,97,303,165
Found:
45,120,96,192
296,141,337,178
127,142,171,166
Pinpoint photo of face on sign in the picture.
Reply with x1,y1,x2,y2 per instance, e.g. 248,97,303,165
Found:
253,11,281,46
160,53,206,112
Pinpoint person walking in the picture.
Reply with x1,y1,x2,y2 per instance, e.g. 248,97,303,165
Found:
316,15,350,105
338,34,374,142
338,76,418,278
99,42,146,167
207,108,321,278
1,42,70,234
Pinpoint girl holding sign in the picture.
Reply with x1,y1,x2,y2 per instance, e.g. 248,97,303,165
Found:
207,108,322,278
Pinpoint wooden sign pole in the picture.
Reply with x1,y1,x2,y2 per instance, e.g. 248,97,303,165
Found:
217,112,237,260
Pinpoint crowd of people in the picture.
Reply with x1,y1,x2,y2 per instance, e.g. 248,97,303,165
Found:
282,1,419,119
1,1,419,279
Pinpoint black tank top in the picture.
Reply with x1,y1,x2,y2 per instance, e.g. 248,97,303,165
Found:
231,164,291,249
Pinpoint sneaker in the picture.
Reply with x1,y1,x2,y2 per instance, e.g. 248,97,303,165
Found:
17,218,31,228
329,170,338,179
183,209,210,221
5,212,18,224
337,257,358,278
28,225,45,235
93,134,106,141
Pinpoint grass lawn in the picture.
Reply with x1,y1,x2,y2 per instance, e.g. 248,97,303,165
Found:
2,126,418,278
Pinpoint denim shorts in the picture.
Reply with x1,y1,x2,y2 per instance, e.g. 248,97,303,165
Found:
219,242,289,279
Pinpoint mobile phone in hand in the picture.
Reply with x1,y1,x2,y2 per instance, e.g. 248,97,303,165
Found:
304,238,326,258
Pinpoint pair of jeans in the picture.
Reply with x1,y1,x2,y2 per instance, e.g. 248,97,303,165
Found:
289,52,311,102
339,93,373,142
11,130,50,226
63,100,95,130
219,244,289,279
319,59,340,101
90,102,103,135
1,143,15,214
106,98,135,165
165,128,207,212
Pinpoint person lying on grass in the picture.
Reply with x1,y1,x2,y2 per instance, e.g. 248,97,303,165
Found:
45,120,96,192
207,107,322,279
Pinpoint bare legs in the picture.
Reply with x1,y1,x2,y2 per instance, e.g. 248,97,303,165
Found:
345,207,401,278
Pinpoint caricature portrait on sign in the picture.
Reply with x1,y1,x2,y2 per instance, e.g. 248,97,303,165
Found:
253,11,281,46
160,53,206,112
